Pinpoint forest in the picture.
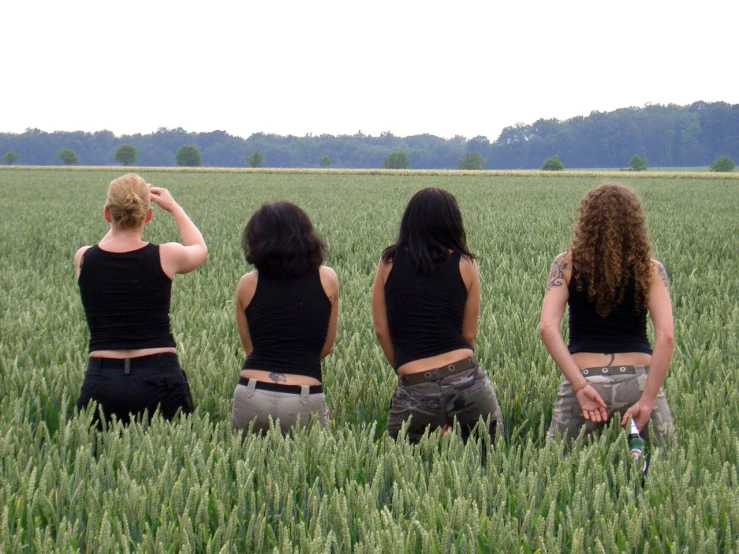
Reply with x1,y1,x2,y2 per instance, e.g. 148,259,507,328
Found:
1,101,737,169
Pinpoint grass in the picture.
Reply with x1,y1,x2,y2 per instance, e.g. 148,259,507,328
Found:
0,169,737,552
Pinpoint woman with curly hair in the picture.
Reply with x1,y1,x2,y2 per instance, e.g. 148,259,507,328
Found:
232,202,339,434
539,183,675,443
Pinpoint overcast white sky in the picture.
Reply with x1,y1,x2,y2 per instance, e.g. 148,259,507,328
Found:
2,1,737,140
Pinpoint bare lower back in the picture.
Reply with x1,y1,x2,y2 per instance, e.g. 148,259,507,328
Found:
89,347,177,359
240,369,322,386
396,348,475,376
571,351,652,368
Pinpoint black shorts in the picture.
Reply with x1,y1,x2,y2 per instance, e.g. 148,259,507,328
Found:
77,353,194,425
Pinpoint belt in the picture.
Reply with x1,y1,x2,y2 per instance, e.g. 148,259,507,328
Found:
238,376,323,394
580,365,648,376
88,353,178,374
398,356,478,387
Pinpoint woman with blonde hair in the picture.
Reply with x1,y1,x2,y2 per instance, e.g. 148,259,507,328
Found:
75,174,208,424
539,183,675,443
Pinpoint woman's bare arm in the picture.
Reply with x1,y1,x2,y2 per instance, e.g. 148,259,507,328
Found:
319,266,339,358
539,252,608,423
621,260,674,430
235,272,257,356
371,259,394,366
459,256,480,349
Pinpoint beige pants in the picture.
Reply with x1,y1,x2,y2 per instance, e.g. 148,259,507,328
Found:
232,379,329,434
548,366,674,444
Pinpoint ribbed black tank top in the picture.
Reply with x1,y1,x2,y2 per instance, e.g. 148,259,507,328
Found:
243,269,331,381
384,250,472,370
568,273,652,354
78,244,175,352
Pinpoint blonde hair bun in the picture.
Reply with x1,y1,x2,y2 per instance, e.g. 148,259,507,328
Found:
106,174,150,230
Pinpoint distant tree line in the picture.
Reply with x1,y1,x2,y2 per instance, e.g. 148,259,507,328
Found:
1,101,737,169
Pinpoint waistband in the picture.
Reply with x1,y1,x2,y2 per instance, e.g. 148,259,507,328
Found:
580,364,648,376
398,356,478,387
88,352,179,374
237,376,323,394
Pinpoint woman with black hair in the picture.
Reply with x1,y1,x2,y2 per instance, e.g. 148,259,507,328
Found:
372,188,502,443
232,202,339,434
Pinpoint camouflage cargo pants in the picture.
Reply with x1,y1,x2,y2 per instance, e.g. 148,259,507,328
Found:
548,365,674,444
386,364,503,443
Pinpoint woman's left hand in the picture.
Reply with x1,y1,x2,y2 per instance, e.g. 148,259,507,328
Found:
149,186,179,213
621,399,654,431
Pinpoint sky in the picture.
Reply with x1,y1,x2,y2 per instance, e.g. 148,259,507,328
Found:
2,0,737,141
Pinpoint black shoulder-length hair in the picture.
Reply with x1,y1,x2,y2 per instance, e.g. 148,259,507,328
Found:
242,202,326,277
382,188,475,273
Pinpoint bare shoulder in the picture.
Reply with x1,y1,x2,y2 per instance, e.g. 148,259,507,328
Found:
74,246,92,269
459,254,478,269
319,265,339,299
237,270,259,291
651,258,669,289
546,251,571,292
236,270,258,308
375,255,393,282
319,265,338,282
458,254,479,280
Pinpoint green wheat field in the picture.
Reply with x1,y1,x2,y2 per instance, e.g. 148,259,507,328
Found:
0,168,737,553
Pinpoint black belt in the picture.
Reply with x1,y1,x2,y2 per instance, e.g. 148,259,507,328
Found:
580,365,648,376
238,376,323,394
398,356,478,387
88,353,178,374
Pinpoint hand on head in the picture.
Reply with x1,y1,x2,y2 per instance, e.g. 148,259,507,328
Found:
148,185,178,212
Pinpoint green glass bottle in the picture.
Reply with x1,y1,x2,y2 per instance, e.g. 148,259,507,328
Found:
627,418,649,475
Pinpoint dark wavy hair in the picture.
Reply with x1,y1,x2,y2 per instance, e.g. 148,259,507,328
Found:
570,183,652,316
382,188,475,273
242,202,326,277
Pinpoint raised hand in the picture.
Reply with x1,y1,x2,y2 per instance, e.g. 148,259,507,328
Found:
148,185,179,213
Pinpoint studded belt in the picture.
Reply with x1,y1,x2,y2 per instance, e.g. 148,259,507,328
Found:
398,356,478,386
580,364,649,377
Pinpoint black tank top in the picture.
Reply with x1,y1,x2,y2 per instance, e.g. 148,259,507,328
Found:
568,273,652,354
243,269,331,381
78,244,175,352
384,250,472,370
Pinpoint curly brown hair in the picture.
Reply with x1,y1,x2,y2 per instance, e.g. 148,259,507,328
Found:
569,183,652,317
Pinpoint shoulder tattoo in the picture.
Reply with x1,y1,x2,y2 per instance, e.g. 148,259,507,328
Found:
656,263,669,290
546,254,568,293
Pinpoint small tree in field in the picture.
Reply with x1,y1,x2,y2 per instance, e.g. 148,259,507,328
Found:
247,151,264,168
382,151,410,169
58,149,79,165
629,155,648,171
541,155,564,171
457,152,485,170
710,156,735,172
176,145,201,167
318,155,332,168
2,151,18,165
114,144,138,166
